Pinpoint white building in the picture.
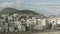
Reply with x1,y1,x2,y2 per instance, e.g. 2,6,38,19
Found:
33,18,47,30
9,27,14,32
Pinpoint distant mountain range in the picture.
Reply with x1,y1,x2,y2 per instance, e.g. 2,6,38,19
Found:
0,7,46,18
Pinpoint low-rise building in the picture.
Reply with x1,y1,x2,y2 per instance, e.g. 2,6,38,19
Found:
33,19,47,30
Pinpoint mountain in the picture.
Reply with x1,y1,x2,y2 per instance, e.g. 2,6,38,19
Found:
0,7,38,14
47,15,57,18
0,7,46,18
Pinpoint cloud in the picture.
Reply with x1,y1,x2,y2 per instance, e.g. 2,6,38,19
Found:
33,3,60,6
32,2,60,16
0,0,22,9
1,2,13,8
14,0,22,9
33,2,60,9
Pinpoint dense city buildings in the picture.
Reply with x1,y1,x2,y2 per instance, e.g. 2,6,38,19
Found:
0,13,60,32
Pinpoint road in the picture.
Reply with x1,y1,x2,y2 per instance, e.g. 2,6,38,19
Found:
33,31,60,34
0,31,60,34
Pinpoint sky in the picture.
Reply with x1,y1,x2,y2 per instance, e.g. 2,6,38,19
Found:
0,0,60,16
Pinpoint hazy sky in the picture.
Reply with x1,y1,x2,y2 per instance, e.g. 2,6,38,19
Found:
0,0,60,16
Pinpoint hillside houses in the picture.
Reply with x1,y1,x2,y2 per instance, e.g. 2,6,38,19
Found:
47,16,60,30
0,13,60,32
33,18,47,30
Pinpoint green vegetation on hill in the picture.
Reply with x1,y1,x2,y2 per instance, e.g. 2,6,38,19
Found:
0,7,38,14
0,7,46,18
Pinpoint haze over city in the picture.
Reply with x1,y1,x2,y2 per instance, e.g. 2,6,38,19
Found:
0,0,60,16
